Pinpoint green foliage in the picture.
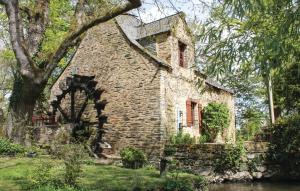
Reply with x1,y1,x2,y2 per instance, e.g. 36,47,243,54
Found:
268,114,300,176
273,62,300,115
164,145,177,156
28,144,88,190
247,155,265,173
198,134,209,144
238,108,264,141
214,142,245,173
170,132,196,145
159,175,208,191
31,185,87,191
202,102,230,142
120,147,147,169
193,176,208,191
198,0,300,127
0,157,208,191
0,138,25,155
28,160,58,189
58,144,88,186
161,177,193,191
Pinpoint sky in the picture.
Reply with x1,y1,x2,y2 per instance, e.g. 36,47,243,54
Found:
132,0,214,23
0,0,214,50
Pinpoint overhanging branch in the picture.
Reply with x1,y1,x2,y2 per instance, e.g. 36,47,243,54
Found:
0,0,8,5
44,0,141,80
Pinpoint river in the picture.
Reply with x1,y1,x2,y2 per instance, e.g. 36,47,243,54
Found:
209,182,300,191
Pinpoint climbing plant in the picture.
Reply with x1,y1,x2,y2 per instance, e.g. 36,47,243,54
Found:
202,102,230,142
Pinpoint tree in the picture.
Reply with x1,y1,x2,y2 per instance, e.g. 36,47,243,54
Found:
0,0,141,142
198,0,300,125
273,62,300,117
239,107,264,141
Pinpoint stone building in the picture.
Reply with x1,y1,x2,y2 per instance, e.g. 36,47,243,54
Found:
50,12,235,156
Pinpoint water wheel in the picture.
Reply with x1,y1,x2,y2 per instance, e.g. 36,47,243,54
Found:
51,74,107,156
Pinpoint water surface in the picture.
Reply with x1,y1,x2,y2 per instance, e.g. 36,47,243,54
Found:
209,182,300,191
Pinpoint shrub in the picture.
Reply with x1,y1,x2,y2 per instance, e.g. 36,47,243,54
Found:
202,102,230,142
157,175,207,191
198,134,209,144
214,142,245,173
28,160,57,189
29,144,88,190
268,114,300,176
0,138,25,155
161,177,193,191
59,144,88,186
170,132,195,145
120,147,147,169
164,145,177,156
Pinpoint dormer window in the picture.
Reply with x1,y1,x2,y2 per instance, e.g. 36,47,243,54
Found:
179,41,187,67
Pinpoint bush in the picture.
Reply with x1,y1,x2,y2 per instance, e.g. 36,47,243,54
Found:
58,144,88,186
214,142,245,173
0,138,25,155
120,147,147,169
198,134,209,144
157,175,207,191
170,132,195,145
28,144,88,190
268,114,300,176
161,177,193,191
202,102,230,142
28,160,58,189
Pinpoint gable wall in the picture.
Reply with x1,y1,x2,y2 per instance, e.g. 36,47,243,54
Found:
159,18,235,142
51,20,164,156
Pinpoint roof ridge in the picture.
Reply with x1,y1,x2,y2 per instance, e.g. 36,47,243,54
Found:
137,11,184,27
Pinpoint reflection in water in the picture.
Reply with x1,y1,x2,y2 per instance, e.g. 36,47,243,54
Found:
209,182,300,191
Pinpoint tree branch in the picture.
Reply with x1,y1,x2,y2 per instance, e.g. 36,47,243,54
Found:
0,0,8,5
5,0,35,79
75,0,87,26
44,0,141,80
27,0,49,56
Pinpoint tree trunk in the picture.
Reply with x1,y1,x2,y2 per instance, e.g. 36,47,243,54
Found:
6,75,46,144
267,73,275,125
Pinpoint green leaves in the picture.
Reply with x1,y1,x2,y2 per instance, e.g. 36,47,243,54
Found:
0,138,25,155
202,102,230,142
120,147,147,169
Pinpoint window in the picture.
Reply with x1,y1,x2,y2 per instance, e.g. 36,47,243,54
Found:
191,102,197,125
178,41,186,67
186,100,203,129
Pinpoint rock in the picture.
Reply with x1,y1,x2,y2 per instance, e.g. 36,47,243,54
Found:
247,154,256,159
256,166,267,172
199,167,213,176
263,170,276,178
229,171,253,182
252,172,263,179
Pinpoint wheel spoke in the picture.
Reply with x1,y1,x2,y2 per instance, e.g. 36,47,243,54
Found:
70,89,75,122
76,95,89,122
57,105,70,122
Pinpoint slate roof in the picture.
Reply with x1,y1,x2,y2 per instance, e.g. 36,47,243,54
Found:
115,14,172,70
205,78,234,94
115,13,234,94
136,13,183,39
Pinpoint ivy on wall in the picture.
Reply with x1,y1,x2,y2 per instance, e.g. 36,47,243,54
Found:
202,102,230,142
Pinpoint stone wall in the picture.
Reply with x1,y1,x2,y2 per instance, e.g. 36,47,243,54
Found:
158,16,235,142
167,142,272,182
50,13,236,159
51,20,167,157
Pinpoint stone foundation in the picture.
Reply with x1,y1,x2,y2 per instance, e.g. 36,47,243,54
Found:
165,142,280,183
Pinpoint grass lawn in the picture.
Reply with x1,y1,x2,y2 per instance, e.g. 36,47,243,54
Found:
0,157,196,191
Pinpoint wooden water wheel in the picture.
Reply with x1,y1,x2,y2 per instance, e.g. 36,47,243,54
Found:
51,74,107,155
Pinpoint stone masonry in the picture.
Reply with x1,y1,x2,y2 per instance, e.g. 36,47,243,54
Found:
50,12,236,158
